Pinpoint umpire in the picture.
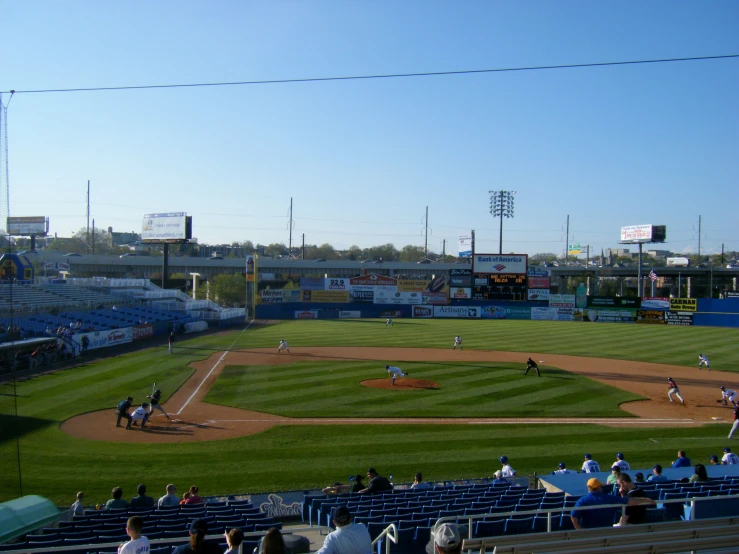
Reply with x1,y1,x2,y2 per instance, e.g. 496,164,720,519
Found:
116,396,134,429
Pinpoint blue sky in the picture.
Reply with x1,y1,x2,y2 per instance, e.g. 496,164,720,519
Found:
2,1,737,257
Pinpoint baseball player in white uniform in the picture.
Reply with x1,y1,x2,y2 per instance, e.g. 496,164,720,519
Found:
130,403,151,429
698,353,710,370
553,462,575,475
499,456,517,477
613,453,630,471
386,318,393,326
453,336,462,350
581,454,600,473
721,386,738,407
722,447,739,465
278,339,290,353
385,365,407,385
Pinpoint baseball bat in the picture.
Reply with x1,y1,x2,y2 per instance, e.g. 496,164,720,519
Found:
152,382,156,395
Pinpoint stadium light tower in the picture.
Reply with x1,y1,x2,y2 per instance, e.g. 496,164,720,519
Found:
489,190,516,254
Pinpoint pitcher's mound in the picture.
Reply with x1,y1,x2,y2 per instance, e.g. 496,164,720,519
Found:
361,378,439,390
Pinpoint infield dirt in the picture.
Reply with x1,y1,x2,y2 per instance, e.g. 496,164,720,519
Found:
62,347,734,443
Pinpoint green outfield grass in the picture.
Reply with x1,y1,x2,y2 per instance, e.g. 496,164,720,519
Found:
1,319,737,505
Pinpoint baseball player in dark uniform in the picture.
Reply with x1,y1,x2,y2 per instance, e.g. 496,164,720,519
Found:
116,396,134,429
524,358,540,377
167,332,175,354
147,389,170,419
667,377,685,405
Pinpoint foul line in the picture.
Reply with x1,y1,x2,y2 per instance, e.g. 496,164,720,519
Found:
176,319,254,415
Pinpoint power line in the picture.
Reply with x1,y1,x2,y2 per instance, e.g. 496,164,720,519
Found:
4,54,737,95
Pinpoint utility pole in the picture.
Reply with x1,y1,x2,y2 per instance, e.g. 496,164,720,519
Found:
86,180,90,253
442,239,446,261
698,215,702,258
91,219,95,255
471,230,475,264
721,243,725,265
424,206,429,258
301,233,305,259
565,215,570,263
288,197,293,258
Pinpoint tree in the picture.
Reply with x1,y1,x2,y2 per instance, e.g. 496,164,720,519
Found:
345,245,363,261
398,245,426,262
264,243,288,258
209,273,246,307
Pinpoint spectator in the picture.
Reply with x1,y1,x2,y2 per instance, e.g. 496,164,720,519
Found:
647,464,669,483
616,473,649,525
634,472,645,484
184,485,204,504
689,464,710,483
180,492,191,505
709,455,720,465
552,462,575,475
425,523,463,554
105,486,128,510
411,472,431,490
322,481,350,495
130,484,155,509
499,455,516,477
582,454,601,473
171,518,221,554
606,465,621,486
256,527,291,554
613,453,630,471
70,491,85,516
349,474,365,493
672,450,692,468
158,484,180,508
722,447,739,465
358,468,392,494
315,506,371,554
224,528,244,554
570,478,654,529
119,516,149,554
491,470,509,486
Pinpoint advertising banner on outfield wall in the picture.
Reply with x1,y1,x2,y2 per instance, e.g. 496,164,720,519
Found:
295,310,318,319
434,306,480,318
349,274,398,286
549,294,576,308
641,297,670,310
350,289,374,303
302,290,350,303
577,308,636,323
374,290,422,304
79,328,133,350
261,290,301,303
481,306,531,320
300,277,325,290
531,307,573,321
132,324,154,341
473,254,528,274
587,297,641,308
339,310,361,319
422,291,448,305
397,279,429,292
636,310,666,324
528,276,550,288
451,288,473,299
412,305,434,318
670,298,697,312
527,289,550,301
666,312,693,325
379,310,402,318
325,278,350,290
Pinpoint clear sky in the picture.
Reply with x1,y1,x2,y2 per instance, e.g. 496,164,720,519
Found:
2,1,737,257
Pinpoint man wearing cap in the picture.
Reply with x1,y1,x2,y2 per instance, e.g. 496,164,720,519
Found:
358,468,393,494
552,462,575,475
606,465,621,486
647,464,669,483
116,396,134,429
613,453,630,471
316,506,372,554
426,523,464,554
722,447,739,465
570,478,655,529
581,454,600,474
616,473,650,525
672,450,692,468
499,456,516,478
709,455,720,465
172,518,222,554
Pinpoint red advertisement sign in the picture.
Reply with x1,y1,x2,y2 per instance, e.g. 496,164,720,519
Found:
132,324,154,341
349,274,398,286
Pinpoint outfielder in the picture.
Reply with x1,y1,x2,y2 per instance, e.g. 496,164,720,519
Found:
721,386,738,408
278,339,290,353
386,318,393,326
667,377,685,405
453,336,462,350
385,365,408,385
147,388,170,419
524,358,540,377
698,353,710,370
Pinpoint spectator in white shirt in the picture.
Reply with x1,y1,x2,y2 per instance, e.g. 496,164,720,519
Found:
315,506,371,554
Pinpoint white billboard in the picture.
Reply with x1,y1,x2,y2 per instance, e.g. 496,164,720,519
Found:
373,289,423,304
7,216,48,236
620,225,652,243
473,254,527,274
458,236,472,258
433,306,480,318
142,212,190,242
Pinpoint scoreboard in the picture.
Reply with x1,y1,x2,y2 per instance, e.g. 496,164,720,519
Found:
473,274,528,301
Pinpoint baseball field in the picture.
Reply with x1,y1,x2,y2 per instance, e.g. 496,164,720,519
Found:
1,318,738,506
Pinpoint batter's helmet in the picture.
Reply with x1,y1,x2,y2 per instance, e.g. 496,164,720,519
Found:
721,386,726,390
558,462,566,469
385,365,390,369
500,456,508,464
155,390,161,395
616,453,625,459
584,453,592,459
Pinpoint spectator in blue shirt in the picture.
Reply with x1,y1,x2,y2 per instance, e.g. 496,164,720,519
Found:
571,478,655,529
672,450,692,468
647,464,669,483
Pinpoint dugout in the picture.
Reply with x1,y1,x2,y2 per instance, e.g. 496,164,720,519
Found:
0,496,59,544
0,337,59,375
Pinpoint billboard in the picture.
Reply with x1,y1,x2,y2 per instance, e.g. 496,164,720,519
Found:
641,297,670,310
473,254,527,274
620,224,667,244
374,290,422,305
450,269,473,287
7,216,48,236
326,278,350,290
549,294,576,308
458,236,472,258
261,289,301,303
397,279,430,292
412,305,434,318
141,212,192,242
302,290,350,303
568,243,581,255
451,287,472,299
670,298,697,312
527,289,550,301
294,310,318,319
481,306,531,320
434,306,480,318
350,274,397,286
665,312,693,326
300,277,325,290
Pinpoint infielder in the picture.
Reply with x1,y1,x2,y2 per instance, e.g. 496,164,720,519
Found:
581,453,600,473
667,377,685,405
453,336,462,350
698,353,710,370
130,403,151,429
278,339,290,353
721,386,738,408
524,358,540,377
147,389,170,419
728,405,739,439
385,365,408,385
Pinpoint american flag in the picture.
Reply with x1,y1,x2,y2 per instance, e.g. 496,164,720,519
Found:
649,269,658,282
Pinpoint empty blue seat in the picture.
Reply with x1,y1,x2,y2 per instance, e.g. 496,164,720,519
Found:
474,519,505,537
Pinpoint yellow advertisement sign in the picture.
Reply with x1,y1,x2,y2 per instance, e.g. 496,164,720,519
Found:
398,279,429,292
670,298,697,312
304,290,350,303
